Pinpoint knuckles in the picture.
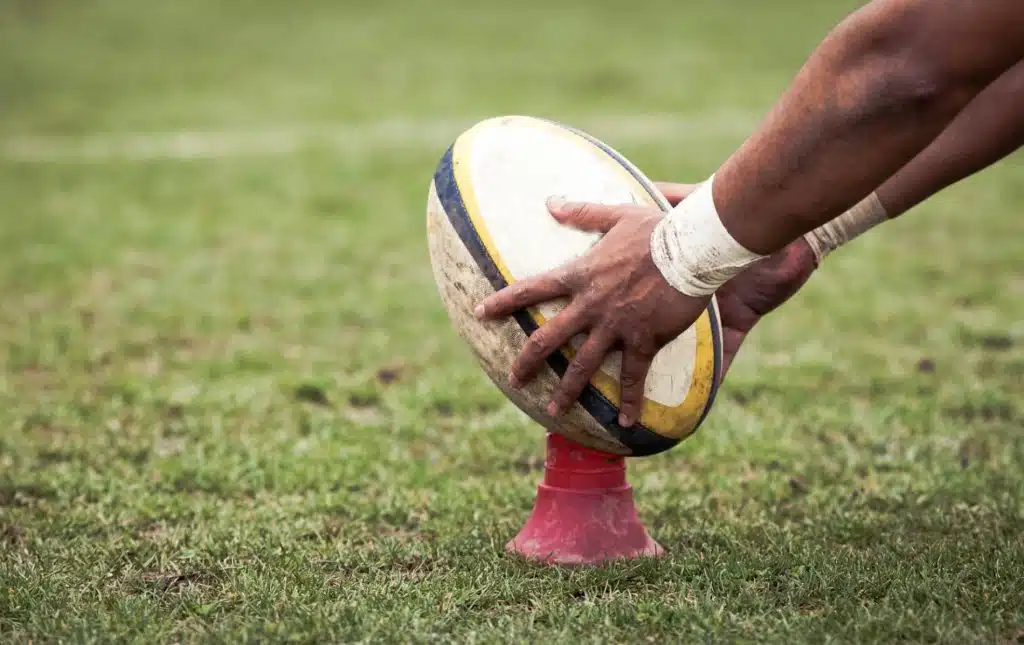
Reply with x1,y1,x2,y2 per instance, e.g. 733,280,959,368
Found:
563,357,590,382
622,328,657,357
566,202,592,220
556,266,583,292
524,329,552,356
619,373,641,389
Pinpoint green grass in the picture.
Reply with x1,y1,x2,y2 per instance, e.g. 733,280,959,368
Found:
1,0,1022,642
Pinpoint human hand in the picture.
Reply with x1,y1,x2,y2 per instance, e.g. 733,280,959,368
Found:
475,196,710,427
656,182,818,378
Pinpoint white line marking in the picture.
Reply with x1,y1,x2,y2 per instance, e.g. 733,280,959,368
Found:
0,112,759,163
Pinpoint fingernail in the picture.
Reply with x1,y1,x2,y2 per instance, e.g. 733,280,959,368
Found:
546,195,567,212
547,401,561,417
508,373,521,389
618,413,632,427
473,304,485,319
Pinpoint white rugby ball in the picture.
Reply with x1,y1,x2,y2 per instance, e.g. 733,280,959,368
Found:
426,115,723,456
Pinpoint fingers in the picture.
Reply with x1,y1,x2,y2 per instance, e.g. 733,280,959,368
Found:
547,328,616,417
653,182,697,207
509,303,589,390
547,197,628,233
475,271,571,320
617,349,654,427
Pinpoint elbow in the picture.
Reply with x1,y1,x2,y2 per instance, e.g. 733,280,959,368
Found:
871,63,973,122
824,4,981,122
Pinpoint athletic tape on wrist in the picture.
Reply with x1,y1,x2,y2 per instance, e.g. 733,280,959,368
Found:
650,174,767,297
802,192,888,264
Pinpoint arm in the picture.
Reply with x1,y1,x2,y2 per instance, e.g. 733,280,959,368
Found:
662,59,1024,376
875,59,1024,219
715,0,1024,254
479,0,1024,426
804,57,1024,262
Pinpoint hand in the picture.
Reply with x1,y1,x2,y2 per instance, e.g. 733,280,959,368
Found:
656,182,819,377
475,196,710,427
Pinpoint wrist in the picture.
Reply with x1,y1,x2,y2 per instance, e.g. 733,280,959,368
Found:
802,192,888,265
650,175,768,297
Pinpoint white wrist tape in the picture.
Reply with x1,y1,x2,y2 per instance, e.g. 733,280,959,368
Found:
650,175,767,297
803,192,888,264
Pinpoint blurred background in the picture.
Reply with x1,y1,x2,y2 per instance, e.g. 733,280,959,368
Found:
1,0,1021,642
2,0,856,134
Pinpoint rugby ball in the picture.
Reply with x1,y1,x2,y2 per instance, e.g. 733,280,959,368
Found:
426,116,723,456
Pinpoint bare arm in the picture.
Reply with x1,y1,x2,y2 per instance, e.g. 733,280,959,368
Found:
802,58,1024,262
660,59,1024,236
877,59,1024,218
717,0,1024,253
654,60,1024,379
479,0,1024,426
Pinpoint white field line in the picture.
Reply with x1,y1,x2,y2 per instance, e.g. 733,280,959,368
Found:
0,111,759,163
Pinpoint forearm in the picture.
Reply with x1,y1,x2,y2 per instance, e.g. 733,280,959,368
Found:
876,60,1024,218
803,59,1024,262
714,0,1024,254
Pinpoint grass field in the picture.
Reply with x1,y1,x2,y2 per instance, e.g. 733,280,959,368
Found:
1,0,1022,642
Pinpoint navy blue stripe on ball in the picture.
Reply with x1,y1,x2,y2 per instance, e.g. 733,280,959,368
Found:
432,144,549,357
433,146,509,293
433,138,680,457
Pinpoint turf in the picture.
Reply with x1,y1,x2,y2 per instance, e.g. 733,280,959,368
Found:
1,0,1022,643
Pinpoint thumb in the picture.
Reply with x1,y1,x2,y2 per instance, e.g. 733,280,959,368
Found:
654,182,697,207
547,196,625,233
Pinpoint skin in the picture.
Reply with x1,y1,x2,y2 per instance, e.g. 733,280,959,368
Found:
874,59,1024,216
655,183,817,379
477,0,1024,427
654,58,1024,384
